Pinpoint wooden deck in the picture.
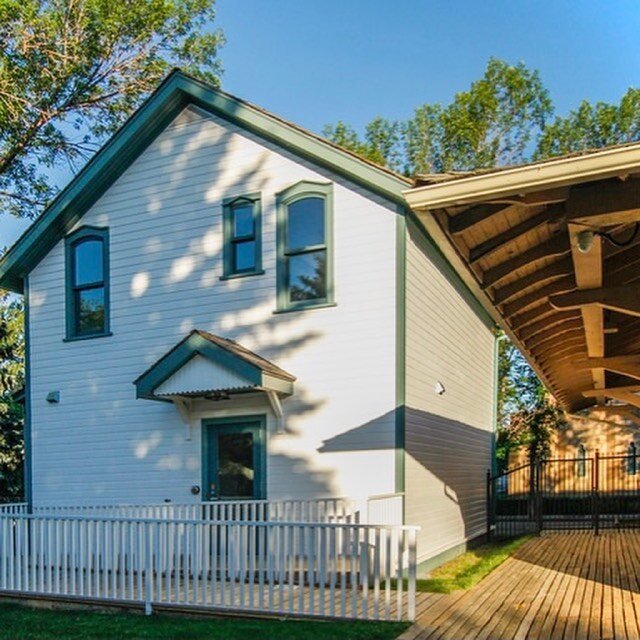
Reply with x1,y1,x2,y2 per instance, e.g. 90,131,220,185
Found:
404,530,640,640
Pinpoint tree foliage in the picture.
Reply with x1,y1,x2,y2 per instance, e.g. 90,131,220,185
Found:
324,57,640,176
0,293,24,500
324,58,553,175
0,0,224,219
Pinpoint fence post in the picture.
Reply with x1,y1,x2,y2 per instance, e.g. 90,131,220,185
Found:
144,523,153,615
486,470,492,542
593,450,600,536
535,458,543,535
407,528,417,622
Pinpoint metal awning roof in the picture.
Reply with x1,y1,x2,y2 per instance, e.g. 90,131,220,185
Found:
134,330,295,401
404,143,640,414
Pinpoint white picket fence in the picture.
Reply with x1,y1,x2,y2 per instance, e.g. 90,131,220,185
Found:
0,513,418,621
27,498,361,524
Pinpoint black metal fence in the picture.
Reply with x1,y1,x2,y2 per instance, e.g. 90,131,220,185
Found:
488,451,640,539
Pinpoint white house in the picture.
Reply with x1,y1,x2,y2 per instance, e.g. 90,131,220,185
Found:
0,71,496,569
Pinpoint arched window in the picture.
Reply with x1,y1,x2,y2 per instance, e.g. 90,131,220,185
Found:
65,227,110,339
276,181,333,312
628,442,637,475
222,193,262,279
577,444,587,477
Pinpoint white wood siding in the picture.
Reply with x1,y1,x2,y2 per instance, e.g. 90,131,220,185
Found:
27,106,398,506
154,355,253,395
404,218,496,564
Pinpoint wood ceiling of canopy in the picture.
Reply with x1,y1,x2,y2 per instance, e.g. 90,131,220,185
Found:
405,149,640,414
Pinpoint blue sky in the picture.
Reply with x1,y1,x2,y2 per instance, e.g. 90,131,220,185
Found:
3,0,640,245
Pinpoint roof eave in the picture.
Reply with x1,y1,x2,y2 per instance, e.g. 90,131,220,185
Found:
403,142,640,210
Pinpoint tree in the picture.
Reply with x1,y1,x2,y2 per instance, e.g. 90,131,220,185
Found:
324,58,553,176
0,0,224,220
535,88,640,159
0,293,24,500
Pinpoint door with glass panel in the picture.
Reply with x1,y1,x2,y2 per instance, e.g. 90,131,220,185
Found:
203,417,266,501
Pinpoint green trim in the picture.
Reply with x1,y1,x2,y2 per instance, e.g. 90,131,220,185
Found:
275,180,334,313
272,302,337,315
64,226,110,341
222,192,262,278
491,331,503,476
201,415,267,500
0,70,409,294
24,277,32,512
134,333,263,399
395,210,407,497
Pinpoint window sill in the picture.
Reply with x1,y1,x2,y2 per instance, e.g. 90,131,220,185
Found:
219,270,265,281
63,331,113,343
273,302,337,315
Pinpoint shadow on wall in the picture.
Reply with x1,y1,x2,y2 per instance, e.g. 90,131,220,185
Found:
320,407,492,540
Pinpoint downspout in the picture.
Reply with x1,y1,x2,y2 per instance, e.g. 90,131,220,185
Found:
24,277,33,513
492,330,507,476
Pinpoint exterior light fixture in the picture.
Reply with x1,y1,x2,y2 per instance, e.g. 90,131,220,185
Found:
576,230,595,254
435,381,446,396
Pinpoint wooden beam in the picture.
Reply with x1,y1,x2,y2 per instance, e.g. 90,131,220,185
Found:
482,233,571,289
501,275,576,317
469,205,563,264
569,222,605,401
535,336,586,360
583,385,640,410
549,284,640,318
448,203,511,235
518,311,580,342
525,321,584,350
574,355,640,380
492,257,573,305
568,179,640,227
510,301,555,331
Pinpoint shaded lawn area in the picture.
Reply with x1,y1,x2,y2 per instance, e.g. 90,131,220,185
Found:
416,535,531,593
0,603,410,640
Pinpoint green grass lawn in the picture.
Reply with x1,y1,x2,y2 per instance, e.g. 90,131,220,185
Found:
0,603,410,640
415,535,531,594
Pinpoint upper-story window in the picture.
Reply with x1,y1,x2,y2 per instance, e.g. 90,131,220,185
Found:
276,181,333,312
65,227,110,340
577,444,587,477
628,442,637,475
222,193,262,279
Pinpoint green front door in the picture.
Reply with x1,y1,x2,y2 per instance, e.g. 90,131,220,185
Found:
202,416,266,500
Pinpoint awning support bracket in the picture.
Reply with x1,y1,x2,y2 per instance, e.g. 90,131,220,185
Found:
266,390,285,434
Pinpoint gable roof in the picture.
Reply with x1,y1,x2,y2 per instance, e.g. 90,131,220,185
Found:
0,69,411,294
134,329,295,400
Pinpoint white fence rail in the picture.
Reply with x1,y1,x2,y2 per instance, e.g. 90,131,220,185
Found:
31,499,360,524
0,503,28,516
0,514,418,621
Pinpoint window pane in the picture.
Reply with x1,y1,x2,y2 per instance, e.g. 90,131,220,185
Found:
286,197,324,251
76,287,105,335
74,239,103,286
233,204,254,238
288,250,326,302
233,240,256,272
217,432,254,498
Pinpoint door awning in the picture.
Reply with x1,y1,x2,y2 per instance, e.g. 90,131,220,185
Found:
134,330,295,401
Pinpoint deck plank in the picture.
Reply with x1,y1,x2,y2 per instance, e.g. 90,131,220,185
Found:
405,531,640,640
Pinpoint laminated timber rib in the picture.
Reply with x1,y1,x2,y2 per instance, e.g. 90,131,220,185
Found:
405,145,640,415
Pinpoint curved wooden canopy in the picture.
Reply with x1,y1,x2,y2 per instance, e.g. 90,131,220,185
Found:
404,144,640,413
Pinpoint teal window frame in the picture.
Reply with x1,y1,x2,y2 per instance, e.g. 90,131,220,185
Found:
201,415,267,500
221,192,263,280
577,444,587,477
275,180,334,312
64,226,111,341
628,442,637,475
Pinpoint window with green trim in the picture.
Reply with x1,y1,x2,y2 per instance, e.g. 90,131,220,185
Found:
276,181,333,311
65,226,110,340
222,193,262,279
